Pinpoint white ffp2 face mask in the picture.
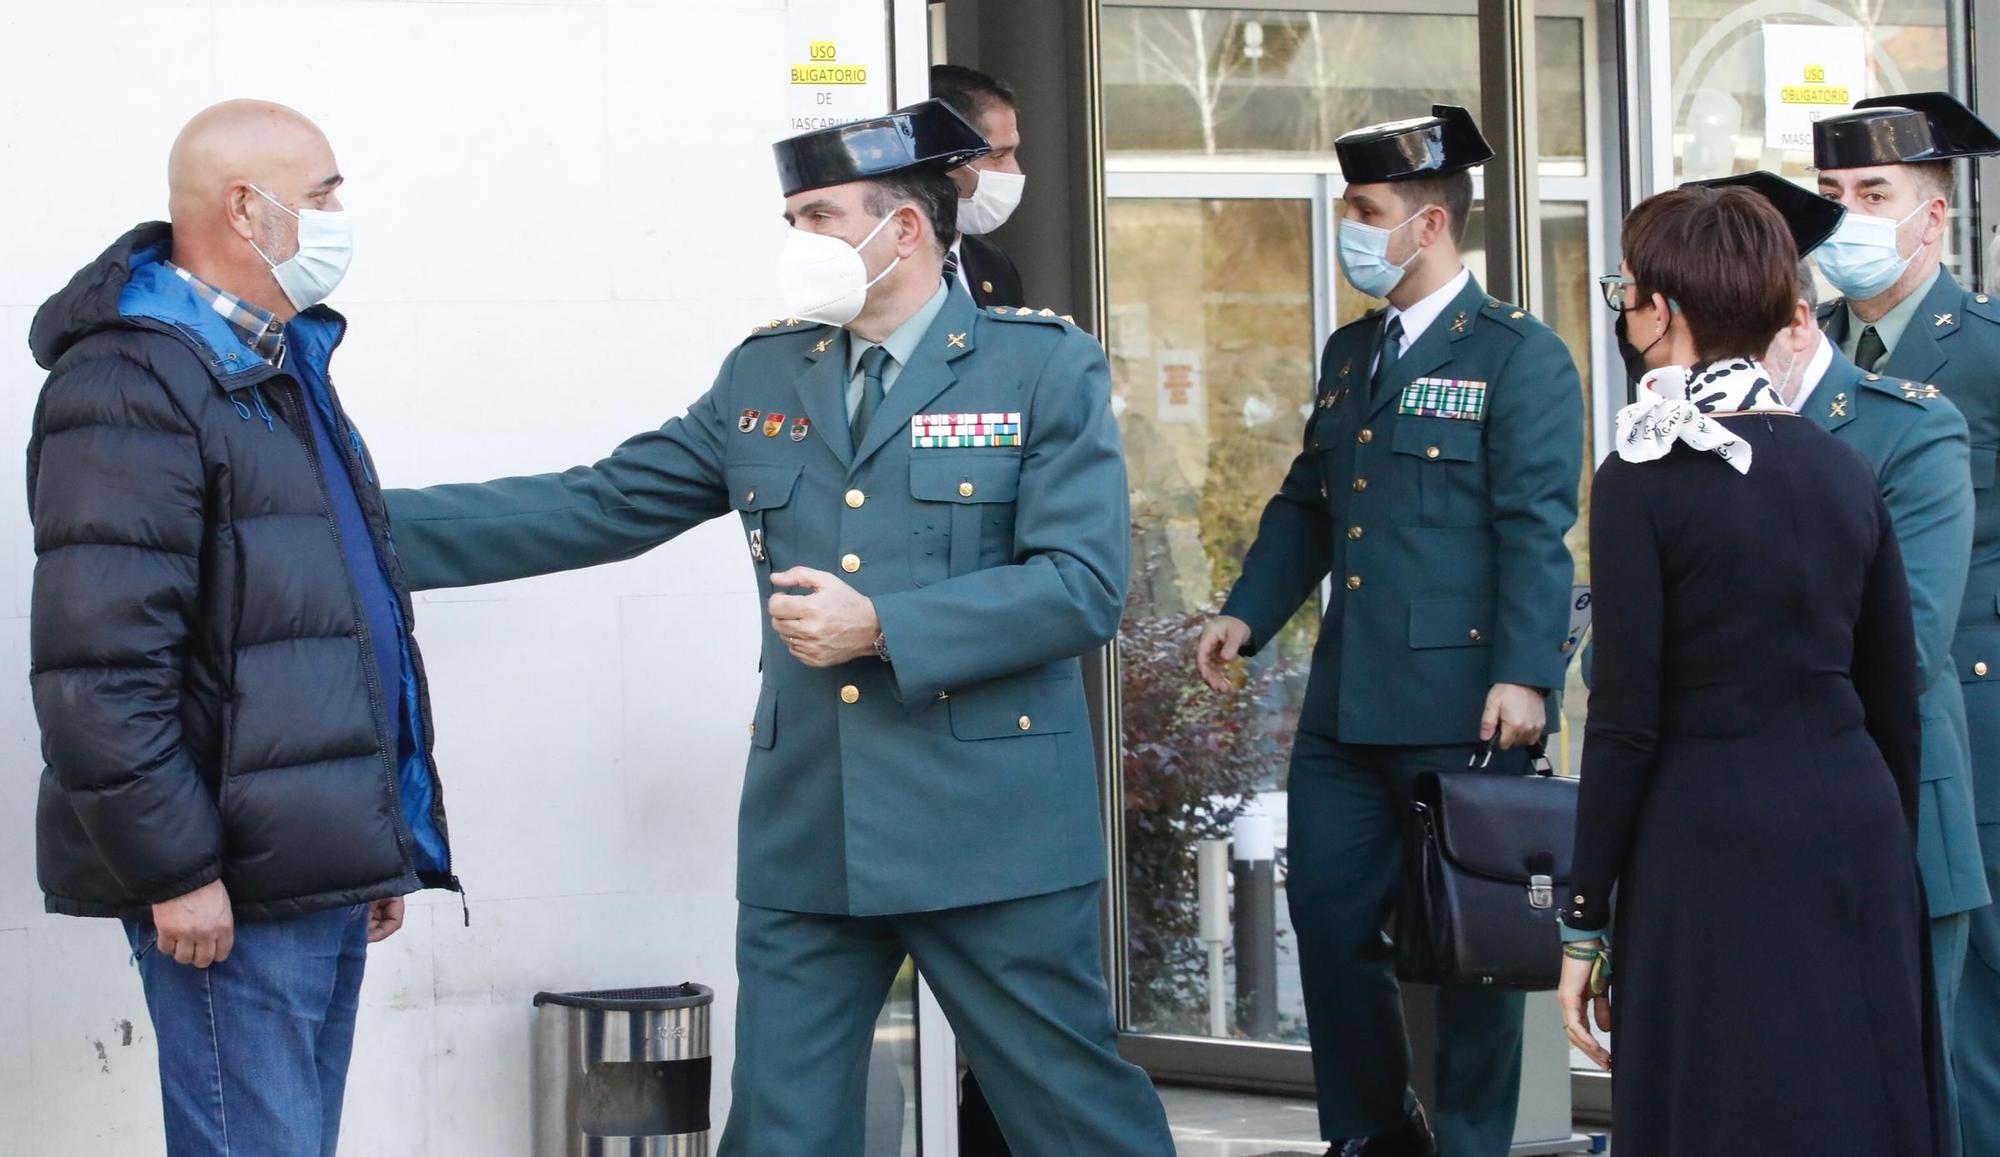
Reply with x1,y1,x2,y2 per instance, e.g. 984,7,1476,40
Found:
957,168,1026,236
247,184,352,311
775,211,902,327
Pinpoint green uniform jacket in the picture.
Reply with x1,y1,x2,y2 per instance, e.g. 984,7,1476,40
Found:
1223,275,1583,744
1824,271,2000,839
384,286,1128,916
1806,348,1988,917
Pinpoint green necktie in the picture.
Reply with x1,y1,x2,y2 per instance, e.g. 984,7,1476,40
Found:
1854,325,1887,374
852,345,891,452
1372,315,1405,398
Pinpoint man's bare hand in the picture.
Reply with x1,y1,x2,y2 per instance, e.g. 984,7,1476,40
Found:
1195,616,1253,694
1481,683,1547,750
768,567,881,667
152,879,234,969
367,897,405,944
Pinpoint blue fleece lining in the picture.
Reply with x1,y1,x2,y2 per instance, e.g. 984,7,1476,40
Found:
287,317,449,877
115,245,268,383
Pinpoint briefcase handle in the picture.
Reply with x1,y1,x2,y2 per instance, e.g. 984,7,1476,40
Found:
1467,738,1555,776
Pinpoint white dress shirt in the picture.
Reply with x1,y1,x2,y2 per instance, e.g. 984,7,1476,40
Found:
1785,331,1837,413
1369,264,1472,377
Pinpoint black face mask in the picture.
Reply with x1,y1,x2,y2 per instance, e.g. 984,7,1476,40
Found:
1615,312,1668,387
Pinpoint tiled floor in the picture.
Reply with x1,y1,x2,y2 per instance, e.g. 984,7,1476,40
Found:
1160,1086,1611,1157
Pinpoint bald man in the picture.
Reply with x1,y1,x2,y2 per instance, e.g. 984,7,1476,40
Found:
27,100,460,1156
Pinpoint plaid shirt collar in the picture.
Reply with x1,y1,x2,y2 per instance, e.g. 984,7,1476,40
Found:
165,262,286,366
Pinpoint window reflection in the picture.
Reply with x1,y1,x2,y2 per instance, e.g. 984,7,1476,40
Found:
1110,198,1317,1040
1103,7,1587,165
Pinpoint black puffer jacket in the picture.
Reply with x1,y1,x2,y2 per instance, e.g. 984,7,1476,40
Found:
27,223,457,920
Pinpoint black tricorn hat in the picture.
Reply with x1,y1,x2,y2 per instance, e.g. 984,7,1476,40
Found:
1334,105,1494,183
774,100,990,197
1686,170,1845,257
1813,91,2000,170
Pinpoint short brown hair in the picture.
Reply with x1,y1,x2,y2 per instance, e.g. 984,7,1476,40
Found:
1394,171,1474,246
1622,185,1798,361
865,168,958,254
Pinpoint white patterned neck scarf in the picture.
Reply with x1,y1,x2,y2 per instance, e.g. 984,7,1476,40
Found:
1613,359,1790,476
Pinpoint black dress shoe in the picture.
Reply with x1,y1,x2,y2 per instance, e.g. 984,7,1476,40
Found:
1324,1103,1437,1157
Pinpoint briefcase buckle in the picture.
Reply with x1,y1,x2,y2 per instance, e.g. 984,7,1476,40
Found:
1528,874,1553,910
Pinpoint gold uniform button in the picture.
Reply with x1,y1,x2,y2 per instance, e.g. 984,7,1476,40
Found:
841,554,862,573
1353,477,1369,492
845,489,866,509
1469,628,1483,642
1018,715,1033,731
1425,446,1441,460
959,481,976,497
748,722,756,737
840,685,861,704
1978,662,1991,678
745,489,757,503
1348,526,1363,540
1358,429,1374,445
982,280,995,294
1346,575,1362,591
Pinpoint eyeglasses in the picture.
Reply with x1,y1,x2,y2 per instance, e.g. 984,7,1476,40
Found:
1597,274,1636,312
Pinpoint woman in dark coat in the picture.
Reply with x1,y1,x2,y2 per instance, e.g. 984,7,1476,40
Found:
1558,185,1946,1156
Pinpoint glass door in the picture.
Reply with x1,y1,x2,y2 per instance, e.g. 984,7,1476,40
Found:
1631,0,1977,271
1098,0,1613,1091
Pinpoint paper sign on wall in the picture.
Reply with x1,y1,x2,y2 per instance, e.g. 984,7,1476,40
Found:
1762,23,1866,151
786,0,891,133
1157,350,1205,425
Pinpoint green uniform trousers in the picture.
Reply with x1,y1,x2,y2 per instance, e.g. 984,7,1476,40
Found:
1287,730,1527,1156
720,882,1174,1156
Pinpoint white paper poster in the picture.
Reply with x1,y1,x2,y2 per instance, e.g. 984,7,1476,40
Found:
1762,24,1867,151
1156,350,1205,425
786,0,891,133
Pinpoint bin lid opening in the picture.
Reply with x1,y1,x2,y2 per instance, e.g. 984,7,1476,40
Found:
533,983,714,1011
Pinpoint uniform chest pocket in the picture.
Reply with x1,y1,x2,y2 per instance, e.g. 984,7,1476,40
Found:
948,672,1081,740
910,456,1021,584
727,464,802,571
1391,421,1486,526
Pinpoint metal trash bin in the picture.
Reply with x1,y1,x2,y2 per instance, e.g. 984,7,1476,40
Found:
533,983,714,1156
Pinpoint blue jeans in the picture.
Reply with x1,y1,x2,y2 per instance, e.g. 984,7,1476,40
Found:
123,904,370,1157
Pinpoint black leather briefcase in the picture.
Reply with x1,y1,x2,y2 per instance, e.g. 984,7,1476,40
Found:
1393,744,1577,991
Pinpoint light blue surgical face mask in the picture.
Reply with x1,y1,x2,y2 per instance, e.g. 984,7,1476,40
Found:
1815,202,1928,302
1338,210,1424,299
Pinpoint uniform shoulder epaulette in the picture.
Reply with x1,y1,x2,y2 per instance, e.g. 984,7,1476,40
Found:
986,305,1076,327
1965,289,2000,324
1815,298,1842,325
1480,296,1545,332
1857,370,1946,408
742,316,822,341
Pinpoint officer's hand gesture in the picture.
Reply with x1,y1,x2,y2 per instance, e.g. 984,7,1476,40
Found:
1481,683,1547,749
1195,616,1253,693
769,567,882,668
